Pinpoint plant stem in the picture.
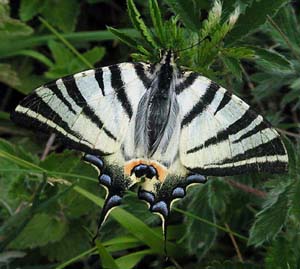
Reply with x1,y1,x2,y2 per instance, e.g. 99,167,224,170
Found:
225,223,244,263
226,179,267,198
39,17,93,68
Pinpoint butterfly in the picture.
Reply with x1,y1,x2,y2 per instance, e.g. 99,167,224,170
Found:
11,49,288,249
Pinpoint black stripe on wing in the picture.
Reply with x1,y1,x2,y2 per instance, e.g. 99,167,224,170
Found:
181,81,220,127
214,91,232,115
94,69,105,96
46,82,77,114
62,75,117,141
187,160,288,176
220,137,286,164
187,107,258,154
109,65,133,119
133,62,152,88
175,72,198,95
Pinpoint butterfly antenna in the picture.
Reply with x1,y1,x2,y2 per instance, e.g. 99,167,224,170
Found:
174,35,211,54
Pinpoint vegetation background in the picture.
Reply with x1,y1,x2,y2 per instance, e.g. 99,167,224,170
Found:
0,0,299,268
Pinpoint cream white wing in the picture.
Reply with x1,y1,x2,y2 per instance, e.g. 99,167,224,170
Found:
12,62,152,156
176,72,288,176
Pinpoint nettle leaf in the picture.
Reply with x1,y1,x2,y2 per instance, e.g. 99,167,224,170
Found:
226,0,289,44
41,0,80,33
254,47,292,71
248,182,291,247
290,174,300,222
9,213,68,249
222,57,243,81
0,64,20,88
221,47,255,59
0,4,33,38
108,26,138,49
184,183,217,259
19,0,43,21
164,0,202,31
149,0,164,44
127,0,157,49
40,223,90,262
208,178,231,216
46,41,105,78
265,236,297,269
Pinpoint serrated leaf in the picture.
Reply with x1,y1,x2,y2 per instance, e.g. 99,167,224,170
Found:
0,64,20,88
254,47,292,71
0,11,33,39
127,0,157,48
248,183,291,247
108,26,138,49
149,0,164,44
222,47,255,59
164,0,202,31
184,183,217,259
265,236,296,269
9,213,68,249
222,57,242,81
19,0,43,21
41,0,80,33
40,223,90,262
226,0,289,44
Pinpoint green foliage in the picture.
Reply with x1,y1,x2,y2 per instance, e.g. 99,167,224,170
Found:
248,182,290,247
184,184,217,259
0,0,300,268
226,0,289,44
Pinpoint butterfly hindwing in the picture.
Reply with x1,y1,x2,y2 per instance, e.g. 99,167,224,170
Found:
12,63,152,156
177,72,288,176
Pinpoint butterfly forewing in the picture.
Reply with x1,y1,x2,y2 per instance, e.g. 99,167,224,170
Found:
177,72,288,176
12,63,151,156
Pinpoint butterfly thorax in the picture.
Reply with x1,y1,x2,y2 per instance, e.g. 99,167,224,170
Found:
134,51,180,165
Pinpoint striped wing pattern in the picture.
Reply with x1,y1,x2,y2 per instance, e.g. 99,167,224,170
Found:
177,72,288,176
12,63,151,156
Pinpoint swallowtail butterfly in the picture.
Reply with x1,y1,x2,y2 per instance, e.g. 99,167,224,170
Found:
11,50,288,246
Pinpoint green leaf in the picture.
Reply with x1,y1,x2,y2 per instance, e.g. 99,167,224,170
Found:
96,241,120,269
115,249,153,269
184,184,217,259
127,0,157,48
265,236,297,269
149,0,164,44
222,57,243,81
248,183,291,247
82,46,105,65
9,213,68,249
254,47,292,71
0,64,20,88
226,0,289,44
41,0,80,33
40,224,90,262
107,26,138,49
164,0,202,31
290,177,300,222
0,5,33,39
19,0,43,21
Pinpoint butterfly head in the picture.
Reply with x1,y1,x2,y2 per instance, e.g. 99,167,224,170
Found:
159,50,177,67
